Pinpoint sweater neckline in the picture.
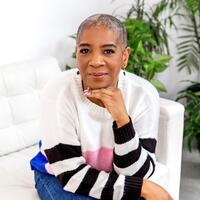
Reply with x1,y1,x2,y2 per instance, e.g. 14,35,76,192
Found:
75,70,126,119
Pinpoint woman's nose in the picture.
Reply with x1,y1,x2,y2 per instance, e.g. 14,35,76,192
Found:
89,53,105,67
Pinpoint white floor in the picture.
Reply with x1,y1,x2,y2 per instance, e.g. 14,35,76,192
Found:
180,149,200,200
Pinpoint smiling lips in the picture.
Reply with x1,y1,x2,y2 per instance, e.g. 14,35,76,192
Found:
89,72,108,79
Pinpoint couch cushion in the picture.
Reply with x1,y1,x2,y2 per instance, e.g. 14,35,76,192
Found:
0,145,39,200
0,57,61,156
150,161,170,190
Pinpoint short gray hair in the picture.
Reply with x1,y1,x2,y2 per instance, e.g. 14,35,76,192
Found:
76,14,127,49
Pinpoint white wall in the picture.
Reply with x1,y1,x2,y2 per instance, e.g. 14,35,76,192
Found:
0,0,197,100
0,0,132,68
0,0,95,66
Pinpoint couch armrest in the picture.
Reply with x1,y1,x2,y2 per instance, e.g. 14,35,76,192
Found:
156,98,184,200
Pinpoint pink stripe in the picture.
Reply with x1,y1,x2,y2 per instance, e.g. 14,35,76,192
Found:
82,147,113,172
40,149,54,175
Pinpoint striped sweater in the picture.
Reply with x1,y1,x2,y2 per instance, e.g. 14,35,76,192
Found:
30,69,160,200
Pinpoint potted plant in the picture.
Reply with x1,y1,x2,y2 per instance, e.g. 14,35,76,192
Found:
119,0,174,92
176,82,200,152
174,0,200,152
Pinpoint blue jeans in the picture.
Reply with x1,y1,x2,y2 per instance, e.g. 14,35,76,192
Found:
34,170,95,200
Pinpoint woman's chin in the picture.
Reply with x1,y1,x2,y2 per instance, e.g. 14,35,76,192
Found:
84,79,116,90
89,84,109,90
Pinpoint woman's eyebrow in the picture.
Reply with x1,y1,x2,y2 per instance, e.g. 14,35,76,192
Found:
78,43,117,48
78,43,90,47
101,44,117,48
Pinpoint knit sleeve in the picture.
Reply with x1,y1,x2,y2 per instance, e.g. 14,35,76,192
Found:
40,87,143,200
112,93,159,179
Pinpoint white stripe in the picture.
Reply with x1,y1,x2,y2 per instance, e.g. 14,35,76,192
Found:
40,149,47,157
113,174,125,200
114,148,148,175
144,161,153,178
144,153,156,178
64,165,90,193
51,157,85,176
114,138,139,156
89,171,109,199
149,152,156,161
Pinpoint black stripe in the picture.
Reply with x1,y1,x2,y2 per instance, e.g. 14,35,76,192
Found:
148,156,156,178
57,164,87,187
114,144,142,168
139,138,157,153
113,117,135,144
101,171,118,200
133,155,151,178
76,168,100,196
45,143,81,163
122,176,143,200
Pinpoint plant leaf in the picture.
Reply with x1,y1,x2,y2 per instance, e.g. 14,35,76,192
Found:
150,79,167,92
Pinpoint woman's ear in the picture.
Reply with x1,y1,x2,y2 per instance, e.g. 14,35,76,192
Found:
122,47,131,69
75,46,78,55
75,46,79,70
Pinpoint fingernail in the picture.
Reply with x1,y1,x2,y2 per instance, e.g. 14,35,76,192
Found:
83,87,91,96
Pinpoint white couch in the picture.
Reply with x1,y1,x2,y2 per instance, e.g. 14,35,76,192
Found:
0,57,184,200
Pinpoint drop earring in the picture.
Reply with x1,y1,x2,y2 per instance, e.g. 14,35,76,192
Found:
123,68,126,76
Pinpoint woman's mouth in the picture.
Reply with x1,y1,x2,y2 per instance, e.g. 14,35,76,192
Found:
89,72,108,79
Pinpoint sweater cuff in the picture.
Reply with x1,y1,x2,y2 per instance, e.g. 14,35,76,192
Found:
122,176,143,200
113,117,136,144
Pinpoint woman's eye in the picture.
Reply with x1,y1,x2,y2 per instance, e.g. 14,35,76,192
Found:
80,49,89,54
104,49,115,54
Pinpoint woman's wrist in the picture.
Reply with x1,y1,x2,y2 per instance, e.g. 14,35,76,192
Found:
115,115,129,128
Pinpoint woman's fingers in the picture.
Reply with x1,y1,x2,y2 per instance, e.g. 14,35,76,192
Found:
94,87,120,96
84,87,129,126
88,87,121,101
86,90,108,101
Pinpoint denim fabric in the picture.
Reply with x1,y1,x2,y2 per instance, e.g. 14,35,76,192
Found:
34,169,145,200
34,170,96,200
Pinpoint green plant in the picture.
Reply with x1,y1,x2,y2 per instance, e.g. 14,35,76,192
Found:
157,0,200,72
170,0,200,152
120,0,174,92
123,18,171,92
176,81,200,152
175,0,200,73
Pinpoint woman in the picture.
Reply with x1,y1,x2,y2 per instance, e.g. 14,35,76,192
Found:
30,14,173,200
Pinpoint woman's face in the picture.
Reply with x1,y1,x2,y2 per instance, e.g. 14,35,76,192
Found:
76,25,130,90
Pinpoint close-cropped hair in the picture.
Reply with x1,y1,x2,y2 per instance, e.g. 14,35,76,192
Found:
76,14,127,49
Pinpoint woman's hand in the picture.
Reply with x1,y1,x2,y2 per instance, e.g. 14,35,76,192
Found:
141,179,173,200
86,87,129,127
